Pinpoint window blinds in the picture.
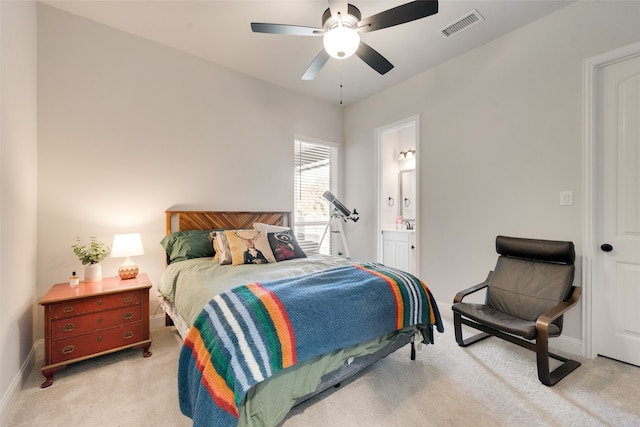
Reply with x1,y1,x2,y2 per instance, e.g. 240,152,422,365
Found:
293,139,338,255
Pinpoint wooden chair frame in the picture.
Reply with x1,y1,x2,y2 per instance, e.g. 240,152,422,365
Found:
453,272,582,386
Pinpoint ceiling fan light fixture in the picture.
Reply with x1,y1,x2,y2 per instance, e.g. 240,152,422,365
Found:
323,26,360,59
251,1,439,81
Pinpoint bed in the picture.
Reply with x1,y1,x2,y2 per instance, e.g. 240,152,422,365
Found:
158,210,443,426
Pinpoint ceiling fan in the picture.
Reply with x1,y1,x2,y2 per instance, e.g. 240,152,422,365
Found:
251,0,439,80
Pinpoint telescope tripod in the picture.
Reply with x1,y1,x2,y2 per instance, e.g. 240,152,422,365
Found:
319,210,351,259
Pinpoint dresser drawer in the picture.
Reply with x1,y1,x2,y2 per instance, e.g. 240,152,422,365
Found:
50,323,143,364
50,305,142,340
49,290,142,319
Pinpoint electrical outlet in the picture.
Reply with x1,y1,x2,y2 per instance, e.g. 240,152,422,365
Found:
560,191,573,206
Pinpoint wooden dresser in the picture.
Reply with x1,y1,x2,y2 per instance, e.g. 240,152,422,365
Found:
39,274,152,388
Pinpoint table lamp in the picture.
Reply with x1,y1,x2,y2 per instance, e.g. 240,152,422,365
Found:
111,233,144,279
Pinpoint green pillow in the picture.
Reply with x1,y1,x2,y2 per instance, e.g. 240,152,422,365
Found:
160,230,214,264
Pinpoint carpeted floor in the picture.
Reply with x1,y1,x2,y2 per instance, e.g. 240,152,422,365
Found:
6,313,640,426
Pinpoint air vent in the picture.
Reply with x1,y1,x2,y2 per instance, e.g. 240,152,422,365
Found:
441,10,484,38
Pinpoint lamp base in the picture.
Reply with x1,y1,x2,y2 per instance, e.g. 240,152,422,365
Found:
118,264,139,280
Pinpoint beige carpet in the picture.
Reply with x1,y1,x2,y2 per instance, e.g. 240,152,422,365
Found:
6,313,640,426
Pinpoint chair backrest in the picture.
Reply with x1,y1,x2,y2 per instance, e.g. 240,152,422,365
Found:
486,236,575,323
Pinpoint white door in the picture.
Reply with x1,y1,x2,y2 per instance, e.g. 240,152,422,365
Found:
597,53,640,366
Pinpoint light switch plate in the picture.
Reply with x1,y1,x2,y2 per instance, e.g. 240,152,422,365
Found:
560,191,573,206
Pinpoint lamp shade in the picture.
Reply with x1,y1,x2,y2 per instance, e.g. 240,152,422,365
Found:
112,233,144,280
323,27,360,59
111,233,144,258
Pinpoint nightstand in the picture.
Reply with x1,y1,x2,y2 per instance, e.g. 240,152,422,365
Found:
39,273,152,388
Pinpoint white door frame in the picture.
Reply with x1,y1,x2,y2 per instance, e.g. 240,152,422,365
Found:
375,115,420,275
582,40,640,359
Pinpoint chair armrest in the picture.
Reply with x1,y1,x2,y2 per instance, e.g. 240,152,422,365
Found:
536,286,582,329
453,271,493,303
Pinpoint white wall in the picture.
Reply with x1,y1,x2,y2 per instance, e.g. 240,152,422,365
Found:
36,4,343,338
380,130,402,230
379,125,416,231
344,0,640,344
0,1,38,423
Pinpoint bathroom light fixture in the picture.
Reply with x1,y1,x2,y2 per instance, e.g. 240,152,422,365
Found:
111,233,144,279
398,149,416,160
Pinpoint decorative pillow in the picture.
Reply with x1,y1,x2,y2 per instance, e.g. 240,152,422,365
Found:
267,230,307,262
211,231,232,265
211,233,219,261
253,222,290,233
160,230,215,264
225,229,276,266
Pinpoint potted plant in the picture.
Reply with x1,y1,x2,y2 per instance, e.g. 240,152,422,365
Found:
72,237,110,282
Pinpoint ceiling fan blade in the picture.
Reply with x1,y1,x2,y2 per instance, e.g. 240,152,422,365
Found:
355,42,394,75
328,0,349,20
251,22,323,36
358,0,438,34
302,50,331,80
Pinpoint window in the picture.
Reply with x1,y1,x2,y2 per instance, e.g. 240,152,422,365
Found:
293,138,338,255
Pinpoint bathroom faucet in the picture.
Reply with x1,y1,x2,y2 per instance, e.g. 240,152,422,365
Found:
405,220,414,230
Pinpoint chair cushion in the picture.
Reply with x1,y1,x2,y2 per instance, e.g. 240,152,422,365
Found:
486,256,574,322
452,302,562,340
496,236,575,264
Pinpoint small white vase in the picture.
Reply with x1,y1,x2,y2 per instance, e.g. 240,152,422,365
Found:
84,264,102,282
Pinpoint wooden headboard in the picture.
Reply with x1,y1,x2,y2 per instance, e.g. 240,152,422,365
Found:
165,210,291,235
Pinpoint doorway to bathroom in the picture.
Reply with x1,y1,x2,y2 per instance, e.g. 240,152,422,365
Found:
376,116,419,275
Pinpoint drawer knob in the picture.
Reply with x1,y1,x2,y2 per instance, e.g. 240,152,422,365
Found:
123,297,133,303
62,323,75,332
122,312,133,320
97,300,103,306
97,336,103,342
63,306,74,313
62,345,75,354
123,331,134,339
97,317,103,323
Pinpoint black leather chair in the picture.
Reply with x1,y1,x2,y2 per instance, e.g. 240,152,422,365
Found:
452,236,581,386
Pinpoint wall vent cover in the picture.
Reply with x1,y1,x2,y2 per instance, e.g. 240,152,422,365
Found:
441,10,484,38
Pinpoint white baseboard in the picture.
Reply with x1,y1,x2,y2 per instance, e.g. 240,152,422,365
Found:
437,300,585,358
0,341,37,426
150,312,167,330
549,334,583,357
35,338,44,361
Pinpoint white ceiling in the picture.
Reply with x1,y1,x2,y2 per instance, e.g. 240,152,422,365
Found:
41,0,574,106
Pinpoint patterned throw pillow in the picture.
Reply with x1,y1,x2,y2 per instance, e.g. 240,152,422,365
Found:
225,229,276,266
253,222,290,233
210,231,232,265
267,230,307,262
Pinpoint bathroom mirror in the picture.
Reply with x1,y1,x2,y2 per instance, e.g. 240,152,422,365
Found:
400,169,415,221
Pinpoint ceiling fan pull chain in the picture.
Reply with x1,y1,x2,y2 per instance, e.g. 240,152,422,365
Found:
339,62,343,105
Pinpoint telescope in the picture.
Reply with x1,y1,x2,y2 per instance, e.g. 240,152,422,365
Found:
323,191,359,222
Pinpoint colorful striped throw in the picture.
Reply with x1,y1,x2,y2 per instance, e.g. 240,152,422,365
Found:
178,263,443,426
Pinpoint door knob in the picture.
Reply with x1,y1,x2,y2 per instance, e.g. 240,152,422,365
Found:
600,243,613,252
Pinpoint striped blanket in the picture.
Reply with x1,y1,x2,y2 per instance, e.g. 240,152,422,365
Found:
178,263,443,426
